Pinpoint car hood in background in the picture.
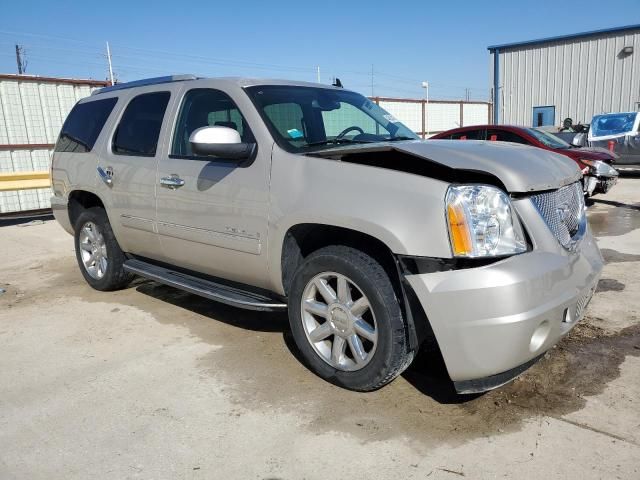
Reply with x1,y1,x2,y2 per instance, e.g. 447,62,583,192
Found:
310,140,582,193
568,147,618,162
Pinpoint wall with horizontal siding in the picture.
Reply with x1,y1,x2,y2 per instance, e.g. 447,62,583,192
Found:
492,28,640,126
0,76,105,213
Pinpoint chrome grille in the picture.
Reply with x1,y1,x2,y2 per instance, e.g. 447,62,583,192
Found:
530,182,586,249
575,285,595,322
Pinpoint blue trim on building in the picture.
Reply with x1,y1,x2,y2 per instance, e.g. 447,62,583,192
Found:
487,24,640,51
493,48,499,124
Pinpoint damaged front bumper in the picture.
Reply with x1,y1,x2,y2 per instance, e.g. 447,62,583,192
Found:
582,161,619,196
401,231,603,394
584,174,618,196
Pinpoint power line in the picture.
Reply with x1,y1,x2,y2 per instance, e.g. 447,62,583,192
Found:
0,29,490,99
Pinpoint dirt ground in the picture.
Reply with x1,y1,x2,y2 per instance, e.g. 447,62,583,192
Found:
1,179,639,480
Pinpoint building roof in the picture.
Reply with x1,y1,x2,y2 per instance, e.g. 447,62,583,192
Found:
0,73,109,87
487,24,640,51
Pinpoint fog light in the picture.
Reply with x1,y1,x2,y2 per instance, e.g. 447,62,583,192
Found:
530,320,551,352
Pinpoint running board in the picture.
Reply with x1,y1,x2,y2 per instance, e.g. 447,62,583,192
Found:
123,259,287,312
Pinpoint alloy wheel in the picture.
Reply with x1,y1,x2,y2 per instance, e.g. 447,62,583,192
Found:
300,272,378,371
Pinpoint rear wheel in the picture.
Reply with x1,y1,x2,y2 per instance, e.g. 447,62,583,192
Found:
288,245,414,391
73,207,132,291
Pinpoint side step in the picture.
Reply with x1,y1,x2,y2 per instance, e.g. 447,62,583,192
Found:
123,259,288,312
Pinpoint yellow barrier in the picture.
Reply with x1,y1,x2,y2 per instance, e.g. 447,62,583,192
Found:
0,171,51,192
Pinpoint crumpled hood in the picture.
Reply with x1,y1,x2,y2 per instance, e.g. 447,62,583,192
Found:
311,139,582,193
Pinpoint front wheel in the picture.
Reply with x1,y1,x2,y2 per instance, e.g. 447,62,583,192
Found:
73,207,132,291
288,246,414,391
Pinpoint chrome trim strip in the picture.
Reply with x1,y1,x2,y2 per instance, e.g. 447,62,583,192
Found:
156,221,259,240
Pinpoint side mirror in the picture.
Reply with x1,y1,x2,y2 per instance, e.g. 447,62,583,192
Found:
572,133,584,147
189,126,255,160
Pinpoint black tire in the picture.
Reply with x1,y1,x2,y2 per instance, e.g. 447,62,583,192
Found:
288,245,414,391
73,207,132,291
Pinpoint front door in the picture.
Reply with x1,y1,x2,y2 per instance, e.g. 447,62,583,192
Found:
532,106,555,127
155,87,271,289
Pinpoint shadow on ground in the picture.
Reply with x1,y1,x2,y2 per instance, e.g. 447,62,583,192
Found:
132,279,640,445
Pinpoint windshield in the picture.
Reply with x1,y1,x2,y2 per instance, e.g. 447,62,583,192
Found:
591,112,638,137
245,85,419,152
527,128,572,149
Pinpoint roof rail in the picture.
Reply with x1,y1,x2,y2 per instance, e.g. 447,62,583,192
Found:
91,74,199,95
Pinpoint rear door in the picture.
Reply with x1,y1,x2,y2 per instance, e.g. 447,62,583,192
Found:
155,86,272,288
97,89,172,259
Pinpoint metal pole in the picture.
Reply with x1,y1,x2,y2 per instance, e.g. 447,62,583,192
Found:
371,64,374,97
106,42,115,85
492,48,500,124
15,45,23,75
425,82,429,137
316,66,320,83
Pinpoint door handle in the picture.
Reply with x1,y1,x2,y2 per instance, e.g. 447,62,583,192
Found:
160,175,185,189
97,166,113,186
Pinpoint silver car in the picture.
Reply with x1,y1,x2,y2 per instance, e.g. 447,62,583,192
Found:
50,75,603,393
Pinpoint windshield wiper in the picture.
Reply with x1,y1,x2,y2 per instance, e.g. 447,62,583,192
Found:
386,136,416,142
306,138,373,147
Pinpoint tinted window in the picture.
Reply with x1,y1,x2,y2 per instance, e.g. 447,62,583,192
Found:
172,89,252,156
450,129,484,140
486,129,528,144
55,97,117,153
113,92,170,156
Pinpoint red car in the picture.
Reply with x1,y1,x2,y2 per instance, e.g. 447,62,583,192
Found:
431,125,618,196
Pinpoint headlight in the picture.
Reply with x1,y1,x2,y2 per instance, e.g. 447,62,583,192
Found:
445,185,528,257
580,159,619,177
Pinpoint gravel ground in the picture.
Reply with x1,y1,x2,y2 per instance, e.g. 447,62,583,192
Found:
1,178,638,480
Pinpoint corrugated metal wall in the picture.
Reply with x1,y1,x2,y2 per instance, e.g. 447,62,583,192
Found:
0,75,105,213
492,28,640,126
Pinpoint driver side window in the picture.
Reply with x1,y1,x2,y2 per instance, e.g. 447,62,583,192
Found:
172,88,252,157
321,102,386,138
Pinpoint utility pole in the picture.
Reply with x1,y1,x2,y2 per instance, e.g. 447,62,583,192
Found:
106,42,115,85
316,66,320,83
422,81,429,137
370,64,374,97
15,44,26,74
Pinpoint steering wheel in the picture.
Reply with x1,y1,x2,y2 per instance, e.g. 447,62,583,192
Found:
335,126,365,140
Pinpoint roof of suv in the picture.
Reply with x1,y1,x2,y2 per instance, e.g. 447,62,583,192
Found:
92,74,346,96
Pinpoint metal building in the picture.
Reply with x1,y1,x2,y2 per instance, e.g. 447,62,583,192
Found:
0,74,108,213
489,24,640,127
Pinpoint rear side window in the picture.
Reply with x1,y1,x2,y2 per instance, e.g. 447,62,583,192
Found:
113,92,170,156
450,129,484,140
55,97,118,153
487,129,528,144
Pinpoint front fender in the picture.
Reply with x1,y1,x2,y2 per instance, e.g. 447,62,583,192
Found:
267,149,452,294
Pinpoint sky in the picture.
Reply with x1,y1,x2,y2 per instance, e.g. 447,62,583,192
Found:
1,0,638,101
